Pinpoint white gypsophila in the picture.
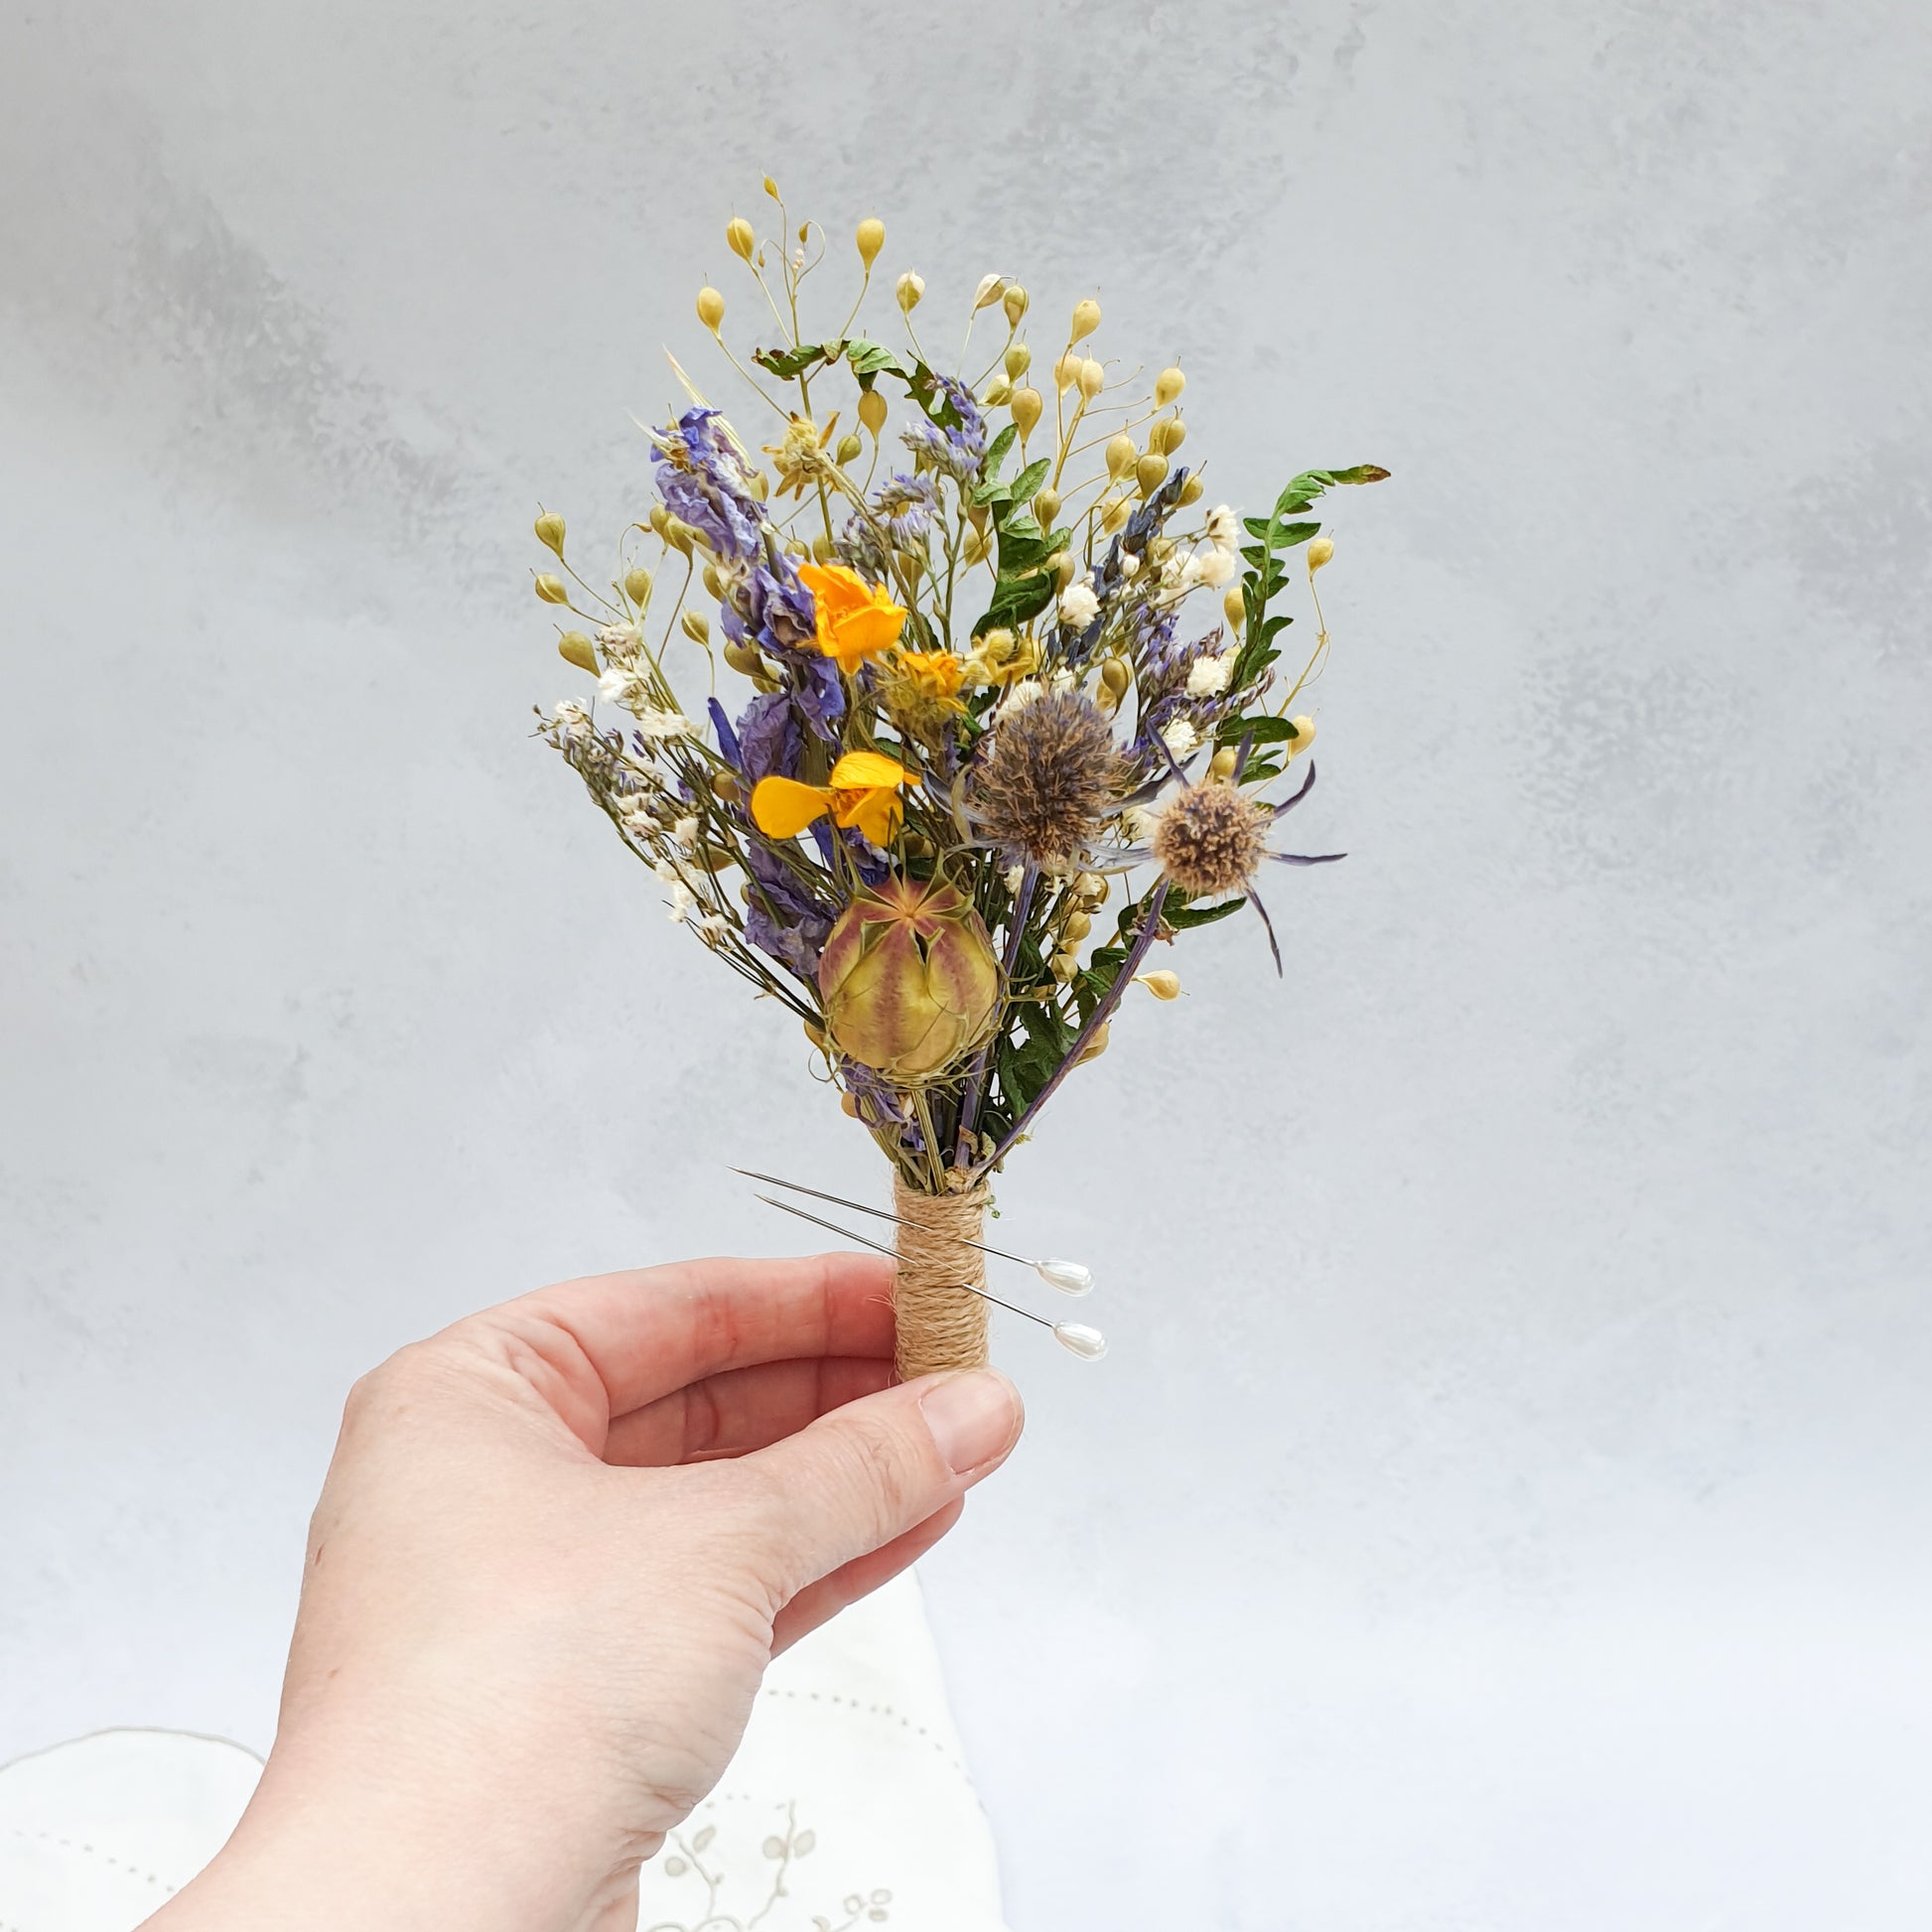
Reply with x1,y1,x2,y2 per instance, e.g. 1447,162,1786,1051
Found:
1122,803,1164,844
551,699,594,745
1046,666,1079,696
693,910,728,941
1119,551,1141,577
598,666,643,707
1057,581,1100,629
1001,678,1046,713
636,707,694,742
1002,863,1027,893
1186,652,1234,698
674,815,701,849
652,858,682,886
1161,717,1201,759
597,620,646,659
1205,504,1239,548
665,880,698,923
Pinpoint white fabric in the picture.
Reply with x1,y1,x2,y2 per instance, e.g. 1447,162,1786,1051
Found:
0,1572,1010,1932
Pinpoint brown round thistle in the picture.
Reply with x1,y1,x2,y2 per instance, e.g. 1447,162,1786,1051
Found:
1152,779,1272,897
970,691,1120,868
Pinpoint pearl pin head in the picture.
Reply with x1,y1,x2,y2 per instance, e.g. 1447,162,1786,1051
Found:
1035,1257,1094,1297
1052,1321,1107,1360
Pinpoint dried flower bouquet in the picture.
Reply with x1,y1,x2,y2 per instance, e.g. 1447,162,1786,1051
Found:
533,184,1386,1375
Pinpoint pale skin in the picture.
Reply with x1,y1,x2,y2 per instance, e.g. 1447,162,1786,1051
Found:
142,1252,1025,1932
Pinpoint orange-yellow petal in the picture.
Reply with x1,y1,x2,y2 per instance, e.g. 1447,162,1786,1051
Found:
798,562,873,622
837,787,904,847
828,751,911,790
750,775,833,839
831,599,907,662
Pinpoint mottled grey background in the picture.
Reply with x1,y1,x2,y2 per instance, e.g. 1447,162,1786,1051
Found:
3,2,1929,1926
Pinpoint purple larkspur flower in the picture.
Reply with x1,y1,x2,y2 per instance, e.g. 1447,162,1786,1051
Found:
652,407,765,563
900,375,987,483
744,841,834,978
839,1058,923,1154
733,689,801,785
840,472,939,580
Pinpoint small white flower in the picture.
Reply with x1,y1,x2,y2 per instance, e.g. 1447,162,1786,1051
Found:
597,620,645,658
1046,665,1079,696
693,910,728,941
652,858,681,886
1204,504,1239,548
551,699,594,744
1197,544,1240,588
1120,551,1141,577
636,707,693,742
598,666,638,706
1160,717,1201,759
1122,804,1164,844
1185,652,1233,698
674,815,701,849
1057,581,1100,629
1001,678,1046,713
665,880,697,923
1002,863,1027,893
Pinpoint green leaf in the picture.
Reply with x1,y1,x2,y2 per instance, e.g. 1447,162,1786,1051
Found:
1273,466,1391,516
995,524,1068,577
1239,757,1285,782
1008,457,1051,504
973,568,1058,636
1214,714,1301,747
971,477,1016,508
1241,516,1322,549
843,339,901,378
1167,894,1248,930
753,343,835,379
981,422,1019,480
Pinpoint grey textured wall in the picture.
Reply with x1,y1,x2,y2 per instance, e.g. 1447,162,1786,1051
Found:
4,3,1929,1926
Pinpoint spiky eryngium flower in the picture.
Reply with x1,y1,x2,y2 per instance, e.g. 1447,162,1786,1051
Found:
969,690,1120,869
1151,778,1272,897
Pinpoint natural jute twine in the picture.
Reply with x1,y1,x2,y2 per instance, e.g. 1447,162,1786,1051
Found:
892,1174,991,1380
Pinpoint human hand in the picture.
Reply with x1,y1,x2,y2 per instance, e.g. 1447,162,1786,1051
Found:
145,1252,1024,1932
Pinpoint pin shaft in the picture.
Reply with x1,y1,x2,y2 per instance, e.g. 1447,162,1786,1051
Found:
732,1167,1039,1270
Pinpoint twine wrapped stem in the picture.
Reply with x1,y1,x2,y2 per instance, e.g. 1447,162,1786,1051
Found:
892,1174,991,1380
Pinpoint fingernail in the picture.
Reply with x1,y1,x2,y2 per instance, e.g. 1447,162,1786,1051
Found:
919,1370,1022,1475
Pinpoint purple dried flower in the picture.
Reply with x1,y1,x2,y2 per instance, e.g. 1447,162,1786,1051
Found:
652,407,764,563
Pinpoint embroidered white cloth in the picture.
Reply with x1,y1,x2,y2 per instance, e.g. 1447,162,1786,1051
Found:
0,1571,1010,1932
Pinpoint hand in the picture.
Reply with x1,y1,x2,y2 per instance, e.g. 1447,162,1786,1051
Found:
145,1252,1024,1932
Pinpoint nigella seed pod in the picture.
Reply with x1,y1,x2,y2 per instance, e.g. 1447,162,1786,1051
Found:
1135,969,1182,1001
711,768,741,803
1063,909,1092,942
1072,1024,1109,1069
972,273,1008,312
1222,584,1246,631
697,286,726,332
1004,343,1032,380
1097,656,1132,709
1149,417,1186,456
1101,494,1133,534
818,876,1001,1080
1288,714,1317,757
723,641,766,677
680,610,710,643
702,560,728,600
1135,452,1170,497
534,573,570,604
727,216,756,261
648,504,672,539
858,388,888,437
1077,357,1105,401
896,270,925,313
1010,386,1043,440
1052,349,1082,393
1308,536,1335,571
856,216,885,267
624,566,654,607
557,630,598,674
534,509,566,557
811,531,835,563
1050,952,1078,983
1176,474,1205,505
835,431,863,465
1208,745,1239,781
1069,297,1102,344
1155,364,1186,406
1034,485,1061,526
1003,283,1029,326
982,375,1013,407
1105,433,1137,481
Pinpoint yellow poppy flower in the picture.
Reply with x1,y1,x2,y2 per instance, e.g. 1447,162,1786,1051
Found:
892,648,965,704
751,750,912,848
798,563,907,675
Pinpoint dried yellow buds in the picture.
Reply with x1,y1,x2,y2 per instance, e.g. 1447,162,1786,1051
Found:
1063,909,1092,942
971,273,1007,312
534,509,566,557
1176,473,1205,506
762,175,780,200
557,630,598,674
1308,535,1334,571
1075,1021,1111,1066
696,286,726,333
1135,969,1183,1001
1078,357,1106,400
1150,417,1186,455
896,270,924,313
1101,493,1133,534
724,641,766,678
1010,385,1043,440
1208,745,1239,781
982,375,1012,408
1069,297,1102,344
1052,349,1083,392
858,388,888,438
711,768,741,803
1222,584,1246,631
835,431,863,466
1003,283,1029,326
1034,485,1061,526
680,610,710,643
1155,365,1186,407
856,216,885,267
1105,433,1137,481
1288,715,1317,757
1135,451,1170,497
1097,655,1132,710
534,573,570,605
726,216,756,261
1004,343,1032,380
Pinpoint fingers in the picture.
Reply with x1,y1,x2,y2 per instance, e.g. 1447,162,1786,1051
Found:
442,1252,897,1443
604,1354,897,1466
735,1369,1023,1601
769,1499,965,1654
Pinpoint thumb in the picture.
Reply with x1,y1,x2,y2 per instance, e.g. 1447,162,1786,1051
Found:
739,1368,1024,1597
